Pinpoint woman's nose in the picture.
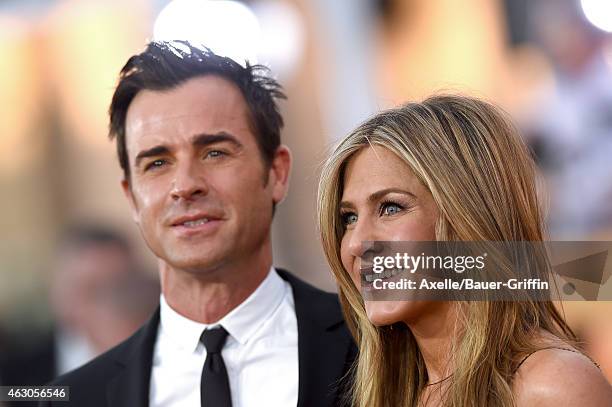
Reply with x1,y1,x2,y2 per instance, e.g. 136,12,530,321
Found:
346,218,384,259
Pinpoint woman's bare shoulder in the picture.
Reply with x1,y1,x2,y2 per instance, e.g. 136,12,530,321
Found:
513,347,612,406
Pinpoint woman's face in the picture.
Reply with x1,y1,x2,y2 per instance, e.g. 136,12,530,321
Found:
339,146,440,326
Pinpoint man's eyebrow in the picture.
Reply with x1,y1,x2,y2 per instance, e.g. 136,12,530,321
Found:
192,132,243,149
339,188,417,209
134,146,169,167
133,132,244,167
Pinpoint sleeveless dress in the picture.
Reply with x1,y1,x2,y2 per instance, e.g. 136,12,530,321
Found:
513,346,601,373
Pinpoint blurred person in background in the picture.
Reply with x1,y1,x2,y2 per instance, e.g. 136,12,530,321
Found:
0,224,159,398
516,0,612,392
525,0,612,237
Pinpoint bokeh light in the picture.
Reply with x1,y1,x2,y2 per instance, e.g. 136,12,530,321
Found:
581,0,612,33
153,0,260,65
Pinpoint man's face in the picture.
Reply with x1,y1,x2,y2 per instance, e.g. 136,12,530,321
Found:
122,75,290,274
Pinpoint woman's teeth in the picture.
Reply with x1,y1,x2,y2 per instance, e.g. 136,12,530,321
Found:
364,267,401,282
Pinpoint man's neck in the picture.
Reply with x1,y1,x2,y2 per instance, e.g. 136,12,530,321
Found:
159,257,272,324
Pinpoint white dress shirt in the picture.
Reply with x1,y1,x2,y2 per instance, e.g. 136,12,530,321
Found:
55,328,97,376
150,268,298,407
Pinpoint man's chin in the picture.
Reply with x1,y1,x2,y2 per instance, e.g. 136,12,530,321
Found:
160,250,227,274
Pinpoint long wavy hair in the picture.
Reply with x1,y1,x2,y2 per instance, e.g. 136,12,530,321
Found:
317,95,577,406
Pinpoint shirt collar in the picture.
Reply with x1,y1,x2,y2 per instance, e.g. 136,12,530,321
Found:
159,267,287,352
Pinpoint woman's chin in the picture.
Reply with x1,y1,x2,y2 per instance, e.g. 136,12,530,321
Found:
365,300,433,326
365,300,406,326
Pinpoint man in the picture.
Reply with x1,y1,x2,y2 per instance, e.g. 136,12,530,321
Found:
45,41,355,407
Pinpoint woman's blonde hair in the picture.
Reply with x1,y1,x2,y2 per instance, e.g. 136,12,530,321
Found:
317,95,576,407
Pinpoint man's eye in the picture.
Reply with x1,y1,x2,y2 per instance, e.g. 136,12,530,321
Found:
145,159,166,171
380,202,403,216
341,212,358,226
205,150,227,159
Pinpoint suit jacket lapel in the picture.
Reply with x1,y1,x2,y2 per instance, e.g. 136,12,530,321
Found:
106,308,159,407
277,270,355,407
102,273,354,407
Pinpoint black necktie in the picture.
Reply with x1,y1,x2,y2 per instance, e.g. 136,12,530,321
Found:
200,327,232,407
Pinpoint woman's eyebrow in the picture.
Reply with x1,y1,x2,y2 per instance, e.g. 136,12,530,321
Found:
339,200,355,210
339,188,416,210
367,188,417,204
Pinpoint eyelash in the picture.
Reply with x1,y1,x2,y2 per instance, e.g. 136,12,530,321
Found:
205,150,227,159
340,200,406,227
340,211,358,227
144,159,166,171
142,149,228,171
379,200,405,216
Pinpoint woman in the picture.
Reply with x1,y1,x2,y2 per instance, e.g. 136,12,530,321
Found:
317,95,612,406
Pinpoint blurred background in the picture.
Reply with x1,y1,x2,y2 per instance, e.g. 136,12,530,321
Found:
0,0,611,391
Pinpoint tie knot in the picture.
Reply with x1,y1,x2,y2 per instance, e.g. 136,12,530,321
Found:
200,327,229,353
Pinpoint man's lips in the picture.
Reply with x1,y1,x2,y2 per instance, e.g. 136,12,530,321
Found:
168,212,224,238
169,213,223,227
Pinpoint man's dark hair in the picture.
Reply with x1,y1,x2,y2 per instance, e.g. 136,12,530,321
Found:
109,41,286,180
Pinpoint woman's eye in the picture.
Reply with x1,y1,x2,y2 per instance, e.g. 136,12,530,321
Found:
381,202,403,216
341,212,358,226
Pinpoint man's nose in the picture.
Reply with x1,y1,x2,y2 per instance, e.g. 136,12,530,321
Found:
170,160,208,201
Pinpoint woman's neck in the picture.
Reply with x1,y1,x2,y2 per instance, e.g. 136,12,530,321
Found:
406,301,459,383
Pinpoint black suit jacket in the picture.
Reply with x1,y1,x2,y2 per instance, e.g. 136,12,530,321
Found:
1,332,57,407
42,269,356,407
1,332,56,388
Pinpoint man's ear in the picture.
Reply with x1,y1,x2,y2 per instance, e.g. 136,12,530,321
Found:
268,145,292,205
121,178,140,224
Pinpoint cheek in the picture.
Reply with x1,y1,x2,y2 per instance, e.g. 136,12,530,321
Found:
131,177,170,215
227,167,269,205
340,235,360,287
133,181,164,209
339,235,350,271
388,215,437,241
